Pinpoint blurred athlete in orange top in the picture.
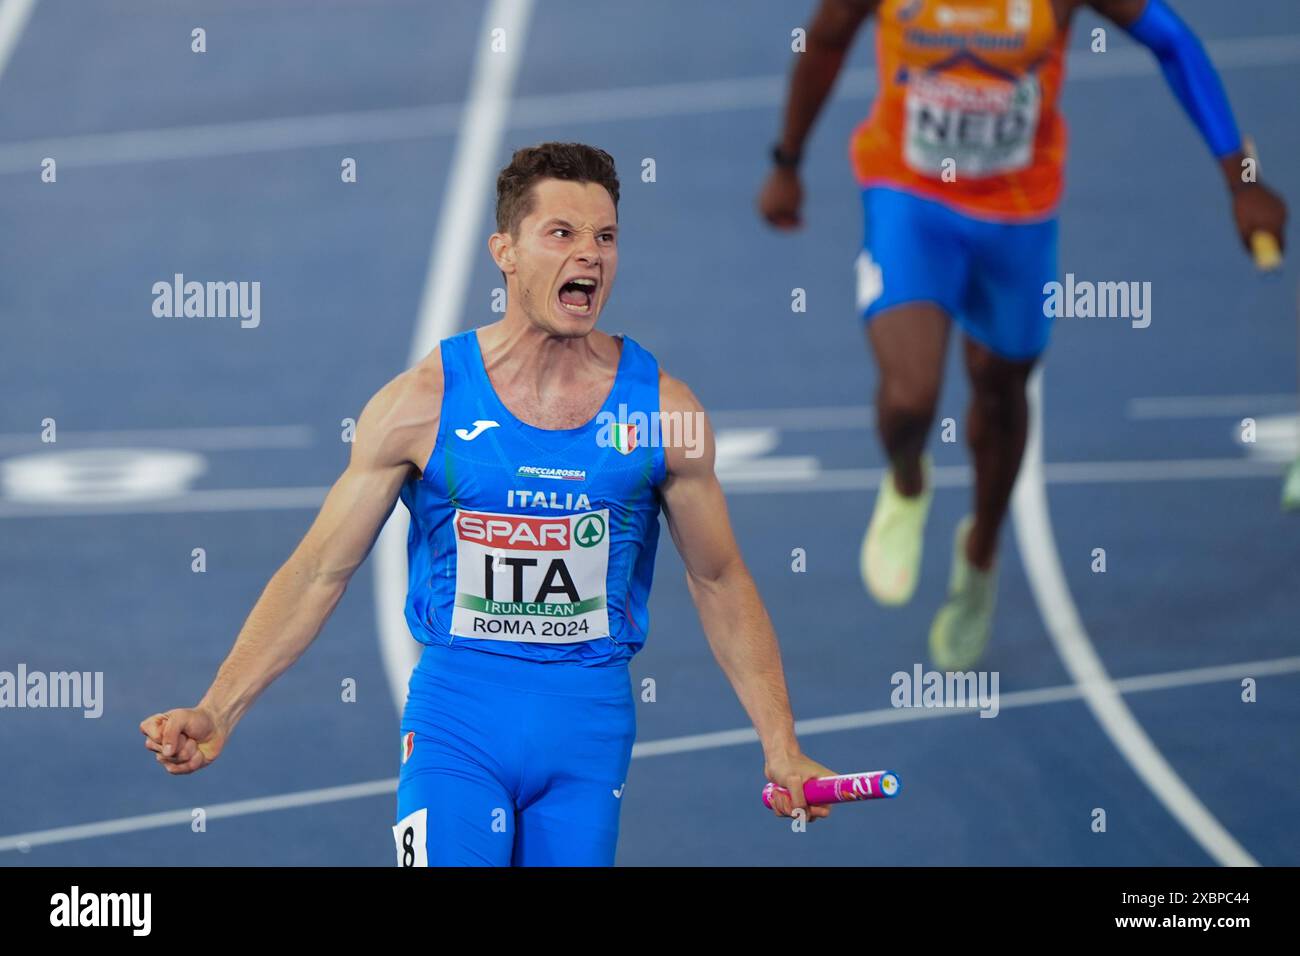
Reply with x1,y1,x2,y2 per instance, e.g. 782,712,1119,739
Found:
759,0,1286,667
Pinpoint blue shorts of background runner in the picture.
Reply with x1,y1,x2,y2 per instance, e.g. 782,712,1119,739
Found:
393,642,636,866
856,186,1059,361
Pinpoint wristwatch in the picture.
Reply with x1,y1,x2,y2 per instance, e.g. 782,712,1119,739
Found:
771,144,802,170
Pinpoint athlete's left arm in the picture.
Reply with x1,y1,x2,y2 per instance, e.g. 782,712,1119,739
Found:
1087,0,1286,255
658,372,834,821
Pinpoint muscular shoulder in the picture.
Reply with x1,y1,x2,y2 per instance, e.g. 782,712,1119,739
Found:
658,369,714,478
659,368,701,417
352,349,444,473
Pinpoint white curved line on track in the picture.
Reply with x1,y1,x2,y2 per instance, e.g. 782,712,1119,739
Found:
5,653,1296,853
1012,370,1259,867
374,0,534,717
0,0,36,85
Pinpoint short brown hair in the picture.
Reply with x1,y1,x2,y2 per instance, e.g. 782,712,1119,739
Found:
495,142,620,237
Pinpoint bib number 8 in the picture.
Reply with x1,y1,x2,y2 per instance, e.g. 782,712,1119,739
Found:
392,808,427,867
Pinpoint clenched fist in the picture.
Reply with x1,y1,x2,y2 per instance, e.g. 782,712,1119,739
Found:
140,707,226,776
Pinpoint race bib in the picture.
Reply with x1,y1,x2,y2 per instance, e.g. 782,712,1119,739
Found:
451,508,610,643
903,71,1040,179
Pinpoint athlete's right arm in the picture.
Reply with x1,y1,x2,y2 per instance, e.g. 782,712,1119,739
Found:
758,0,878,229
140,359,443,775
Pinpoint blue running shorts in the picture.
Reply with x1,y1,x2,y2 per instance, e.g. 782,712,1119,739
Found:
393,642,636,867
856,186,1059,361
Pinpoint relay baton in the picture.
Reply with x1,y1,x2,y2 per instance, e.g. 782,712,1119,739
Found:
1244,135,1300,510
762,770,901,809
1252,233,1282,272
1244,136,1282,272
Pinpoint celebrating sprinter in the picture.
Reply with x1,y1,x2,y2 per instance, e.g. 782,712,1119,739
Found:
143,142,835,865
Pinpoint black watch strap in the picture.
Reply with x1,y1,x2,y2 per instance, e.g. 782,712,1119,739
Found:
771,144,802,169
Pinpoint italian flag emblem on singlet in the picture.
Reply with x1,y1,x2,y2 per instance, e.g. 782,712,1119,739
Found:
611,423,637,455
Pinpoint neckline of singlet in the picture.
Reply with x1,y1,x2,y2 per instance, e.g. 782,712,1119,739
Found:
466,329,629,438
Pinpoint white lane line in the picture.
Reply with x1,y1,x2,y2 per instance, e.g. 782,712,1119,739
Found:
636,655,1300,756
0,425,314,453
503,34,1300,131
0,455,1281,518
373,0,535,717
0,779,396,853
710,405,873,430
1128,394,1297,419
0,102,463,174
0,486,331,518
1236,413,1299,462
0,392,1285,456
1037,458,1281,483
4,653,1296,853
1064,32,1300,78
720,457,1282,495
1,33,1296,173
711,395,1295,429
714,427,820,482
1012,370,1259,867
0,0,36,85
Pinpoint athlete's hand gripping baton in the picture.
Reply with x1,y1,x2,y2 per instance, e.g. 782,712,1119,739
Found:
762,770,901,809
1244,136,1283,272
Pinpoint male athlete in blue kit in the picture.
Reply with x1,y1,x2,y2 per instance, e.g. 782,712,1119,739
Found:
141,142,836,865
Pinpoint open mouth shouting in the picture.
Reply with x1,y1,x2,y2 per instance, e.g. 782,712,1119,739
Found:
557,275,599,317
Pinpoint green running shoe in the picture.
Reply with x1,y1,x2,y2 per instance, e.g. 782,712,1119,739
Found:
929,516,997,671
1283,457,1300,512
860,455,933,606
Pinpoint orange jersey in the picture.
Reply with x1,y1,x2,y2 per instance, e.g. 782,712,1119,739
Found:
851,0,1069,220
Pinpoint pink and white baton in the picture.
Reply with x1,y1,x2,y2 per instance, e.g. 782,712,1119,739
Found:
762,770,901,809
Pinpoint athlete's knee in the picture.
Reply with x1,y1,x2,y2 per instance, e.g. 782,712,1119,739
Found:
877,377,941,431
966,348,1031,405
970,376,1027,415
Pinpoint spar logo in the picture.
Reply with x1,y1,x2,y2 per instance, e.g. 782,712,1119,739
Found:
456,512,569,550
574,514,605,548
456,511,606,551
